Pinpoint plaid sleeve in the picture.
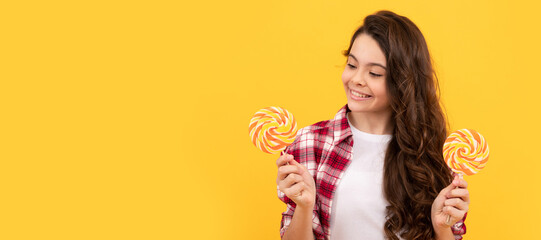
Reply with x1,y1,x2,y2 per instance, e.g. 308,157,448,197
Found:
451,212,467,239
277,184,296,238
278,188,325,239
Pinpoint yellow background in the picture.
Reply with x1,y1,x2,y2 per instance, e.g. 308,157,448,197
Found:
1,0,539,239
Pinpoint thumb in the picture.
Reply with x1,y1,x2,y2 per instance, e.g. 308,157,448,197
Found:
289,157,306,173
438,181,455,201
290,158,314,180
288,157,302,168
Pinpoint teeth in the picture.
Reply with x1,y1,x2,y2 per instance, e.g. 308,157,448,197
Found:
352,91,371,98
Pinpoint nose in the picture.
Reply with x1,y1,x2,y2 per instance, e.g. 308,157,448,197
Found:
351,72,367,87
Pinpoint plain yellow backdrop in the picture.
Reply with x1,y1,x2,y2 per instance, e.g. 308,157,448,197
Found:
1,0,540,239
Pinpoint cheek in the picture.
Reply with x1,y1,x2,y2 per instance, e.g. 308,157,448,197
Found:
341,71,351,84
375,83,389,99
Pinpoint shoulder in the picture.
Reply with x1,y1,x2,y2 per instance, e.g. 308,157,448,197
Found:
286,105,348,152
284,104,350,159
300,119,334,136
292,119,334,144
284,118,336,163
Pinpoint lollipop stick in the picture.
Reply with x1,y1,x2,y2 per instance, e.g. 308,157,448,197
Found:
446,173,463,226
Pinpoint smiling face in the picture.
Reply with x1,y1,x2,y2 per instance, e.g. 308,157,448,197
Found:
342,33,391,116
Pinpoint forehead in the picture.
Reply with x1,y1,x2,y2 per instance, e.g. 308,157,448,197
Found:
349,33,386,66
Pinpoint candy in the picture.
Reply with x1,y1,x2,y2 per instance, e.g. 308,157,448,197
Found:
248,107,298,154
443,129,489,176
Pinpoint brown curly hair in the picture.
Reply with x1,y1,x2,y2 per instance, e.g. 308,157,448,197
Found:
342,10,453,239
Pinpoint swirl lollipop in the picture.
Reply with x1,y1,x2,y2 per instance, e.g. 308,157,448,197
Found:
443,129,489,224
248,106,298,154
444,129,489,176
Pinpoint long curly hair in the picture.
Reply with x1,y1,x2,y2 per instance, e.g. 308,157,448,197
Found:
342,10,453,239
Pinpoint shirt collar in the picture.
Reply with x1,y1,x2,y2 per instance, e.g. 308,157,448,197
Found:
333,104,353,145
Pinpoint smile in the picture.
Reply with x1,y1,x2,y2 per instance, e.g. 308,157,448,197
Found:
350,90,372,100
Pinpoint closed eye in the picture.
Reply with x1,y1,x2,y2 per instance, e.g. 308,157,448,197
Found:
347,63,383,77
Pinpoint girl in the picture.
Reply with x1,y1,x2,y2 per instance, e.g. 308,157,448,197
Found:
276,10,469,240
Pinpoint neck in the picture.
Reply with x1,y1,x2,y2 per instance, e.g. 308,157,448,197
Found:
347,110,394,135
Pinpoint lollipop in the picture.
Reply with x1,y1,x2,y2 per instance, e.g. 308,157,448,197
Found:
443,129,489,225
248,106,298,154
443,129,489,176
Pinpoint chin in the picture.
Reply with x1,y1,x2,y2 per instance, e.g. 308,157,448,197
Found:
347,101,390,114
347,102,367,112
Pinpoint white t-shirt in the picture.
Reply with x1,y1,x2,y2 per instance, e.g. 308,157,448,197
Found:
329,115,393,240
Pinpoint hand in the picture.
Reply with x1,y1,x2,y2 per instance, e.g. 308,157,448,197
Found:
276,154,316,209
431,174,469,233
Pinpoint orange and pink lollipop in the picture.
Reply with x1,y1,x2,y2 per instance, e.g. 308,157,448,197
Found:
248,106,298,154
444,129,489,176
443,129,489,224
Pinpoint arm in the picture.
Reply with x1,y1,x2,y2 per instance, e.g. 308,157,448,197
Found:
282,204,316,240
434,213,467,240
432,175,469,240
434,227,455,240
277,154,317,240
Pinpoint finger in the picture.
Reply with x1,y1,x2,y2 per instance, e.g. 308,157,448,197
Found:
453,177,468,189
276,155,285,167
443,205,467,223
285,181,305,198
278,173,303,192
284,173,303,188
438,181,456,197
278,164,302,178
446,188,470,203
444,198,469,212
288,158,307,176
276,154,293,168
450,175,467,188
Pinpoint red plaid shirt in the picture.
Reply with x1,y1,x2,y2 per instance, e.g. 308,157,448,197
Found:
277,104,467,239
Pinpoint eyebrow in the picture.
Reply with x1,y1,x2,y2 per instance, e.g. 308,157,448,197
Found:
348,54,386,70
